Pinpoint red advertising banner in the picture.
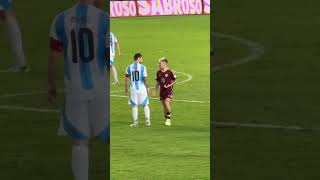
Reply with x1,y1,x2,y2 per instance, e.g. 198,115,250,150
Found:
110,0,210,17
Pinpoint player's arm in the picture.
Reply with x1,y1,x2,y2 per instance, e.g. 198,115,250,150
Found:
124,67,130,95
144,77,149,94
115,41,121,57
164,72,177,88
154,73,160,92
164,80,176,88
48,46,62,104
48,17,63,104
124,76,129,95
151,81,159,97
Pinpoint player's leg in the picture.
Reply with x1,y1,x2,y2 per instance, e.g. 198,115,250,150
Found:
4,11,28,71
138,92,150,127
143,105,151,126
72,140,89,180
110,60,119,85
161,100,168,118
128,92,139,127
163,98,172,126
63,96,90,180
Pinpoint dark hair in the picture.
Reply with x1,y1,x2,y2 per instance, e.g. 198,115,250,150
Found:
134,53,142,60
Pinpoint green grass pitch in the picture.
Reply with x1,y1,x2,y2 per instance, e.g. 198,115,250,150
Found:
213,0,320,179
110,16,210,179
0,1,210,180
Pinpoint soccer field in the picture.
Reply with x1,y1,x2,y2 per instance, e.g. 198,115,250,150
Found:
110,16,210,179
0,1,210,180
213,0,320,179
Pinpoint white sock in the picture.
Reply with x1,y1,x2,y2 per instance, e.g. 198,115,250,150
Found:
6,14,26,67
132,106,138,124
72,144,89,180
144,105,150,122
111,66,118,83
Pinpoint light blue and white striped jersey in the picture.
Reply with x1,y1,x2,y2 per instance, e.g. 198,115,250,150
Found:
126,62,148,93
50,3,109,97
110,32,117,58
0,0,11,10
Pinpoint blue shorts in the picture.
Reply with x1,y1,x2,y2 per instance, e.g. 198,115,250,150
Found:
0,0,11,11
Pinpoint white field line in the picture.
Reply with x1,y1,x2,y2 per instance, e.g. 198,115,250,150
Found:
213,121,320,131
213,32,265,72
174,71,193,85
110,94,209,104
0,105,59,113
0,90,121,99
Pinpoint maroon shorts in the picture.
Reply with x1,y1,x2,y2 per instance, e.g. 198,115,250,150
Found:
160,90,173,101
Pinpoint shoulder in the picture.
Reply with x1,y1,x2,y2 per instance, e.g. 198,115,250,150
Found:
52,11,65,23
168,69,174,74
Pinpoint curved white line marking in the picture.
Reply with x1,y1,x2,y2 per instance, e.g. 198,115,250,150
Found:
213,32,265,71
174,71,193,85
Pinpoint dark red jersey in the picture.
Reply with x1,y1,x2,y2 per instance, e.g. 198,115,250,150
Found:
156,69,176,100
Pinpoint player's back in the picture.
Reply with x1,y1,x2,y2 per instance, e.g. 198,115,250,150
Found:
110,32,117,56
126,62,147,93
0,0,11,10
51,2,109,98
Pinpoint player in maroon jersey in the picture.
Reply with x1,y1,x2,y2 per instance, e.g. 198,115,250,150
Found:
154,57,177,126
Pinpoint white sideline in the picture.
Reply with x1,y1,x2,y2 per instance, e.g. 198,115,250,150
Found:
0,105,59,113
110,94,209,104
213,121,320,131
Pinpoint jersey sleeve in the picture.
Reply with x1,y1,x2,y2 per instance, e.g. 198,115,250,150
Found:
114,35,118,43
49,15,63,52
171,71,177,81
143,66,147,77
155,71,159,81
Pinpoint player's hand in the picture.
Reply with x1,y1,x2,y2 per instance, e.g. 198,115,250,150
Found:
48,88,57,104
164,84,168,89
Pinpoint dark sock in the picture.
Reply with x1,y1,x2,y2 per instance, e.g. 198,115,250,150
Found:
165,112,171,119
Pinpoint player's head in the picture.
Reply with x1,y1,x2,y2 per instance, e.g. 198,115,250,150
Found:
159,57,168,70
134,53,143,63
94,0,104,8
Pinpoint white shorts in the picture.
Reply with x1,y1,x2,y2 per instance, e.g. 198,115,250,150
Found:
58,95,109,141
128,91,149,107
